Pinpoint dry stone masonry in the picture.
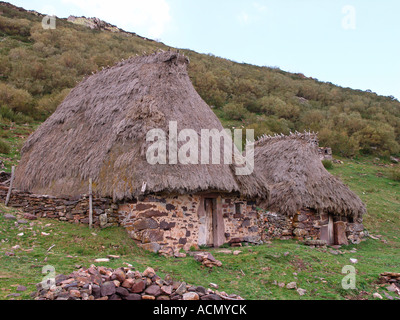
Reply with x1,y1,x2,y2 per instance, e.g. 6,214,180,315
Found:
0,186,119,228
259,208,365,245
118,194,261,253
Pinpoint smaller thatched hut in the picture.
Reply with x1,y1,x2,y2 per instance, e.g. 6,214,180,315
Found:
254,132,366,245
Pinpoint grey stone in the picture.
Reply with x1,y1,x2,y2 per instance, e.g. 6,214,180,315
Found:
142,229,164,243
139,242,161,253
145,285,161,297
244,235,261,243
133,218,159,231
116,287,130,297
196,286,207,295
201,294,222,300
100,281,116,297
125,293,141,300
4,214,16,220
16,285,27,292
175,282,187,295
92,285,101,299
286,282,297,290
131,280,146,293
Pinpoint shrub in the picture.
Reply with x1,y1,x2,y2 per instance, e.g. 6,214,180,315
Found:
222,102,249,121
0,139,10,154
0,83,34,114
322,160,333,170
0,106,33,124
389,167,400,181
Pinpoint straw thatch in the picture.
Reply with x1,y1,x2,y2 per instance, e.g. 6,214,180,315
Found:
14,51,267,201
254,132,366,218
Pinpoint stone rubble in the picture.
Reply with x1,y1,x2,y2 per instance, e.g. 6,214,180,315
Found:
32,265,244,301
193,252,223,268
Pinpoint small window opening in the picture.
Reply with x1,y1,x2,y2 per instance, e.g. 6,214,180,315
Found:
235,203,242,214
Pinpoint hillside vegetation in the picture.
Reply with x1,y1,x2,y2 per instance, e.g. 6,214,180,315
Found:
0,1,399,161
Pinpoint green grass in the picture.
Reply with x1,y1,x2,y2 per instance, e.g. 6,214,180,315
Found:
0,121,39,172
330,156,400,240
0,206,399,300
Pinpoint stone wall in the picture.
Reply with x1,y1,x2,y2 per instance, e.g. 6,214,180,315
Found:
259,208,364,245
118,194,201,254
221,198,260,244
260,211,294,241
0,187,119,228
117,194,261,254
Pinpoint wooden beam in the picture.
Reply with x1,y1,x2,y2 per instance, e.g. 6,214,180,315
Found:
5,166,15,207
89,178,93,229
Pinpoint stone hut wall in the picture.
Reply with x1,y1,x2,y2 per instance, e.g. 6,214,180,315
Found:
118,194,201,254
117,194,261,253
220,198,260,244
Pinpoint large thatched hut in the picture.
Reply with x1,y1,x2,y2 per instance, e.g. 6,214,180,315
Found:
14,51,268,253
254,132,366,245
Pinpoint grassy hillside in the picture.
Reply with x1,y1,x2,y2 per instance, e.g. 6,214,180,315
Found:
0,156,399,300
0,2,399,301
0,1,399,161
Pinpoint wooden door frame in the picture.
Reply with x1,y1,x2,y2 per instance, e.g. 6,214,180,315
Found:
198,194,225,247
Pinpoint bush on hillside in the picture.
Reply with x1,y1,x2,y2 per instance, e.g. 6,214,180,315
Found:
389,167,400,181
0,139,10,154
322,160,333,170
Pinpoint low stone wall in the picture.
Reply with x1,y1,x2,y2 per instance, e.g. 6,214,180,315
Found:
0,186,119,228
259,208,364,245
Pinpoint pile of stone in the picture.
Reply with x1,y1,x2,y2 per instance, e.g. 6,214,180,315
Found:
33,265,243,301
193,252,223,268
378,272,400,298
379,272,400,286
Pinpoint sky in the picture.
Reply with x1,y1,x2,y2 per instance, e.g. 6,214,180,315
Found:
8,0,400,100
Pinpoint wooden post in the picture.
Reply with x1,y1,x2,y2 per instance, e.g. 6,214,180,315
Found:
89,178,93,229
5,166,15,207
328,214,334,246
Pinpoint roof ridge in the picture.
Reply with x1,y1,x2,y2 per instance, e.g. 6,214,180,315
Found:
255,130,319,146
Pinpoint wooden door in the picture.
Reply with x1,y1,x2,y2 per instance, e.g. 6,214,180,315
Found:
327,215,334,245
321,214,335,245
204,198,215,246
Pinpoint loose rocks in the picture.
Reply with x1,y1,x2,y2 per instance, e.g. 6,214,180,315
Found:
32,265,244,301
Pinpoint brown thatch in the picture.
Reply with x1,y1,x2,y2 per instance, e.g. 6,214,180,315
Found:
14,51,267,201
254,132,366,219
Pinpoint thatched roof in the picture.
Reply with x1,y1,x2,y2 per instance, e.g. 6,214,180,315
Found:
14,51,268,201
254,132,366,218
